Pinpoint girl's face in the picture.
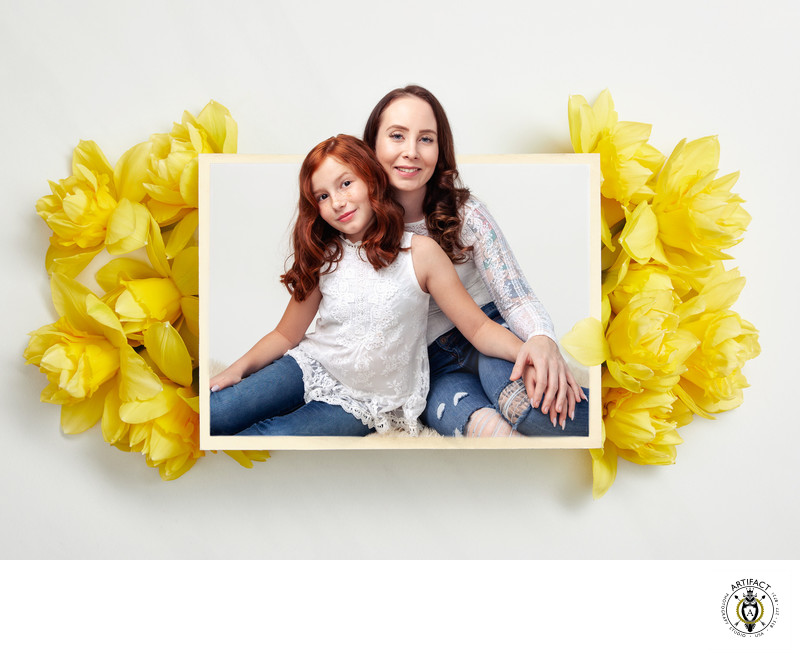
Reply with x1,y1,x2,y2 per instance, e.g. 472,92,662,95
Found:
311,156,373,243
374,96,439,194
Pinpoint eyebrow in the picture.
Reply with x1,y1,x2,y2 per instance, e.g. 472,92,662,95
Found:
312,171,353,197
385,124,437,135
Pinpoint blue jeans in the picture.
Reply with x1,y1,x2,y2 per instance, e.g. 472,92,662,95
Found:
210,355,371,436
423,302,589,436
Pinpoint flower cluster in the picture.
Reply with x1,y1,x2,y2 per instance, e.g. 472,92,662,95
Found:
563,90,760,498
26,101,268,480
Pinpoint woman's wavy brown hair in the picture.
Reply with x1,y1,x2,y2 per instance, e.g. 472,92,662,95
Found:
363,84,472,263
281,134,406,301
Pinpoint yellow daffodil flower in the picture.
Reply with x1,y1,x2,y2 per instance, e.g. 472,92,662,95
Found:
607,263,675,316
144,100,237,224
26,101,265,481
566,90,760,499
605,289,699,393
568,90,665,208
35,141,117,276
604,388,683,465
652,136,751,288
24,274,163,436
678,310,760,415
127,380,201,481
97,220,199,344
35,141,163,276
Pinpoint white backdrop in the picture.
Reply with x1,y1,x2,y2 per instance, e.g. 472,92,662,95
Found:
3,0,798,569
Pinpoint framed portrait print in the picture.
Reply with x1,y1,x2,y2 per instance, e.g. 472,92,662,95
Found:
199,153,601,450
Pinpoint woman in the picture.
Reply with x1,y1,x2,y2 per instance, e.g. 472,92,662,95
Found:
363,85,589,437
209,135,524,436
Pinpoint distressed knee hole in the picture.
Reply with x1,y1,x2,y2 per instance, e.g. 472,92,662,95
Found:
453,392,468,406
465,407,521,438
436,402,446,420
498,379,530,424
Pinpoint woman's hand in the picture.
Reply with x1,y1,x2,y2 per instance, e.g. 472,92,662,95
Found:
209,366,245,392
510,335,586,428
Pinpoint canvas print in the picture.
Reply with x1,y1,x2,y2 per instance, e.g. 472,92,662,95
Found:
199,152,601,450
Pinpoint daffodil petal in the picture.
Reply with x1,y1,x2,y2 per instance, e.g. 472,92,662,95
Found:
164,210,198,259
114,141,152,202
146,199,183,225
224,450,270,468
50,273,93,333
179,158,199,207
118,344,162,403
222,114,238,153
180,296,199,337
620,202,658,264
561,317,610,367
73,140,114,180
45,244,104,278
60,381,111,434
95,258,160,292
568,94,593,153
171,246,198,296
101,384,130,447
590,433,616,500
177,388,199,413
106,199,151,255
159,456,197,481
145,217,171,277
119,392,173,424
143,321,193,386
196,100,235,152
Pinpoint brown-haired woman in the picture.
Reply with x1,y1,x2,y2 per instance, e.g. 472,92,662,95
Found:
364,85,588,436
209,134,525,436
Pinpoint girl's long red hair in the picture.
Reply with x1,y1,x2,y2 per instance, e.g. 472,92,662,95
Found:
281,134,406,301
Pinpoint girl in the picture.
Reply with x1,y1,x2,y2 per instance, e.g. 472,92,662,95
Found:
210,134,525,436
363,85,589,437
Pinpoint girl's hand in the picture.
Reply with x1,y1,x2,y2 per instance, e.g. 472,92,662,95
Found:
509,335,586,421
209,367,244,392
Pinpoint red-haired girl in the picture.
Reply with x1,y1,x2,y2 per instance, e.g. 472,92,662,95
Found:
363,85,589,437
210,134,524,436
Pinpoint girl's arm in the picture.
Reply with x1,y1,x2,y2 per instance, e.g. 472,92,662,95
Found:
209,287,322,391
411,235,522,363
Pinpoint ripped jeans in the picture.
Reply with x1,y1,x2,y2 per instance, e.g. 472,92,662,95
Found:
421,302,589,437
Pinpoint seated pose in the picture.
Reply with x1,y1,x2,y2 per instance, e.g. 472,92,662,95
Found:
363,85,589,436
210,134,525,436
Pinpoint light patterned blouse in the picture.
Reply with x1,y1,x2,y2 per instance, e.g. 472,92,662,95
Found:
404,196,556,345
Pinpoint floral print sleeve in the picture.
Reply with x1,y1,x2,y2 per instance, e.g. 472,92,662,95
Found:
461,198,557,342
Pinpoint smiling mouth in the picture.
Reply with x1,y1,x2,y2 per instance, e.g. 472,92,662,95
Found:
338,210,356,222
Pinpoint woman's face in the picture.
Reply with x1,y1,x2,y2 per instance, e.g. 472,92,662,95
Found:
374,96,439,194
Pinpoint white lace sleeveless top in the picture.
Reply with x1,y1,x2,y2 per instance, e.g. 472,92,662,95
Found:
287,232,429,435
404,196,557,345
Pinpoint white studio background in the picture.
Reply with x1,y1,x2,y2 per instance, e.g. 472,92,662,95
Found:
3,0,798,571
206,158,592,369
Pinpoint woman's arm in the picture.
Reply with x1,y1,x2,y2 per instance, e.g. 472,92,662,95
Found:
411,235,522,363
209,287,322,391
463,199,585,417
462,198,557,342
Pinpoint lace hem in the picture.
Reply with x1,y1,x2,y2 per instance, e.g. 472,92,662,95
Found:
288,347,424,436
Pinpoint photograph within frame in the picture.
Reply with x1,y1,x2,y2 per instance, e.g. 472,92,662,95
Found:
199,153,602,450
